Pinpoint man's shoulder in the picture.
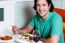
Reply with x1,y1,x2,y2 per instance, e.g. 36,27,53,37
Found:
52,12,62,17
51,12,62,19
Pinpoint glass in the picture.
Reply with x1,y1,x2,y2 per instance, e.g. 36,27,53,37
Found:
33,36,40,43
32,30,40,43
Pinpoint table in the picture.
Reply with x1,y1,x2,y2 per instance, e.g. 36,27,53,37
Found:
0,34,43,43
12,35,43,43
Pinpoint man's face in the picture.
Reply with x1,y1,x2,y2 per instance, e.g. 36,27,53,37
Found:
36,0,50,17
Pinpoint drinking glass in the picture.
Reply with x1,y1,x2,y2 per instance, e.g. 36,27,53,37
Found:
33,36,40,43
32,30,40,43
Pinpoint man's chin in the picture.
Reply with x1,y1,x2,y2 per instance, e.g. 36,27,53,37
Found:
39,13,45,16
39,15,44,17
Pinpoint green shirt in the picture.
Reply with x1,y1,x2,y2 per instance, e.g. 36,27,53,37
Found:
29,12,64,43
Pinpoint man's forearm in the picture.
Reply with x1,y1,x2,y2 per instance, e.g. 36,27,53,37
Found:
40,38,51,43
40,38,49,43
19,25,32,34
40,36,59,43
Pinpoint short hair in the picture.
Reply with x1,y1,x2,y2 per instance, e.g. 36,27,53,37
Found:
33,0,54,12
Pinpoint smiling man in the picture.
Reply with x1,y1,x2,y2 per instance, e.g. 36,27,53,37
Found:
12,0,64,43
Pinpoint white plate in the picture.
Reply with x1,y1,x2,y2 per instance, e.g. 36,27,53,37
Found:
16,39,33,43
37,41,43,43
15,38,43,43
13,34,44,43
0,36,14,43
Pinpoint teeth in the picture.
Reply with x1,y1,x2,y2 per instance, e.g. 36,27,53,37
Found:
39,11,43,13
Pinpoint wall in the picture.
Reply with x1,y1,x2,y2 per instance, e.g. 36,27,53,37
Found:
52,0,62,9
0,1,15,35
52,0,65,9
15,1,35,28
62,0,65,9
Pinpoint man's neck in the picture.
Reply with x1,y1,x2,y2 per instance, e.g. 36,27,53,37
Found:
42,12,50,20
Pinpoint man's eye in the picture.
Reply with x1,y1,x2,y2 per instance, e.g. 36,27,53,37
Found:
37,4,40,6
42,4,46,6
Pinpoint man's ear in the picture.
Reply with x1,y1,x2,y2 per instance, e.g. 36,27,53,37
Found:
48,4,51,9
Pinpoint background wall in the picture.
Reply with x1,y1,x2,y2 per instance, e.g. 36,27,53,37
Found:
15,1,35,28
0,1,15,35
62,0,65,9
52,0,62,8
52,0,65,9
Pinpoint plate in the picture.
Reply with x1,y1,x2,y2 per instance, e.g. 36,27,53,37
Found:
16,39,43,43
15,38,29,43
15,37,43,43
0,35,14,43
0,39,14,42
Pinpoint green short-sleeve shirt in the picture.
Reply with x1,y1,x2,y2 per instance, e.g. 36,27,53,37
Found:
29,12,64,43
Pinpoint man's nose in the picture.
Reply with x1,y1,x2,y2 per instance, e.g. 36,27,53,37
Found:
39,6,43,10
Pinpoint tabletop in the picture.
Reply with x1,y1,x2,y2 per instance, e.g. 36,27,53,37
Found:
12,34,43,43
0,34,44,43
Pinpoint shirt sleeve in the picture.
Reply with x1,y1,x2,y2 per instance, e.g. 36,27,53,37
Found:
51,15,63,37
29,15,36,29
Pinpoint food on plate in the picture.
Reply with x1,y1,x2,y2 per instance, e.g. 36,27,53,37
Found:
23,33,29,37
22,31,30,39
0,35,12,40
29,36,33,40
23,34,29,39
0,36,1,39
16,34,23,40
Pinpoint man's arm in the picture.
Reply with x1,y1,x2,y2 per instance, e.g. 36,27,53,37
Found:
49,36,59,43
19,25,33,34
41,35,60,43
25,25,33,32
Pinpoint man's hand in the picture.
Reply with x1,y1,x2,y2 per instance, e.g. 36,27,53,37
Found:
12,26,19,34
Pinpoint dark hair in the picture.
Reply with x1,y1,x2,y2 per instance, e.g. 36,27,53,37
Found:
33,0,54,12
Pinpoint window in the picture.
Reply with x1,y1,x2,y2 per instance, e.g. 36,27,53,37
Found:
0,8,4,21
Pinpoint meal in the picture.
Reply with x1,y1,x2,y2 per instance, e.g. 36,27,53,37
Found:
0,35,12,40
22,32,29,39
16,32,32,40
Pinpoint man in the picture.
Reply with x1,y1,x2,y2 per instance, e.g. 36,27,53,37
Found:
12,0,64,43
